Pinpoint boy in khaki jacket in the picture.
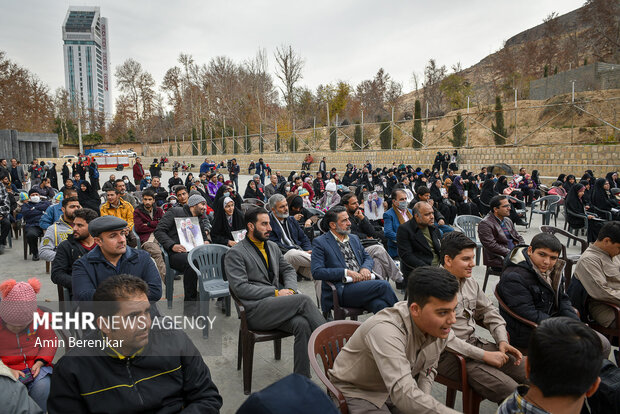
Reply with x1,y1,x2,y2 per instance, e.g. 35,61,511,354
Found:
329,266,512,414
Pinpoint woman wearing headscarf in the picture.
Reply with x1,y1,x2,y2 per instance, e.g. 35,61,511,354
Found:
479,178,497,215
184,173,194,189
494,175,509,195
244,180,265,201
579,180,592,206
557,173,567,184
121,175,137,192
211,197,245,247
531,170,542,187
565,183,603,242
591,178,620,220
430,178,456,224
448,176,479,216
606,172,619,189
213,184,243,209
317,181,341,211
77,181,101,214
563,174,577,192
287,194,315,240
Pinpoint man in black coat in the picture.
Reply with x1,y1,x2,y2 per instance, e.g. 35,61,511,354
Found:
496,233,610,356
51,208,98,295
396,201,441,279
154,194,210,315
48,275,222,414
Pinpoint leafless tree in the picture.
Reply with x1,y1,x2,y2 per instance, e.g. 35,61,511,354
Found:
274,44,304,112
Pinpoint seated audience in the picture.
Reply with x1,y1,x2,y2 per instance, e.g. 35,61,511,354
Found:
329,267,509,414
397,201,442,279
311,206,398,314
30,177,55,200
225,208,325,377
0,278,57,412
244,179,265,201
383,189,412,257
439,231,526,403
100,188,137,248
317,181,340,210
115,178,138,208
211,196,245,247
101,174,116,192
573,221,620,329
72,216,161,302
497,233,611,356
149,176,169,207
497,317,602,414
133,188,166,280
154,194,210,315
412,186,454,233
22,189,51,261
39,196,80,262
139,173,152,191
77,181,101,213
40,188,78,230
168,170,183,191
51,208,98,295
0,360,43,414
478,195,525,271
48,275,223,413
591,178,620,220
264,174,279,200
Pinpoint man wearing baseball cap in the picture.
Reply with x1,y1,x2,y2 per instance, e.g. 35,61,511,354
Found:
155,194,210,315
71,215,162,302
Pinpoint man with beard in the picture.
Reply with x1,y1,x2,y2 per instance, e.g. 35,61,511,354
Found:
51,208,98,296
72,216,162,302
311,207,398,316
226,207,325,378
155,194,211,315
39,196,81,262
48,275,223,413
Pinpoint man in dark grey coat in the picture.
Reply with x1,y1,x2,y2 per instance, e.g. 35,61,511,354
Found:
225,207,325,377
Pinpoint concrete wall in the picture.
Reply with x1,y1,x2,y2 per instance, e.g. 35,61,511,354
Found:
530,63,620,100
0,130,59,162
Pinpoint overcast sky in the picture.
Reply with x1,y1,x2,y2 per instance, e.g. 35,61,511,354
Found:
2,0,585,100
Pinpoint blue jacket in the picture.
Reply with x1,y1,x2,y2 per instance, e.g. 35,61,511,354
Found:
200,162,210,174
268,212,312,252
39,203,62,230
22,201,51,227
383,207,411,257
72,245,162,302
311,232,374,311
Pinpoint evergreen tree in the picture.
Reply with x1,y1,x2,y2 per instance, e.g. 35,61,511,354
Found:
233,131,239,154
244,128,252,153
275,133,281,152
353,124,363,150
191,127,198,155
491,96,507,145
379,121,391,149
329,127,337,151
168,144,173,156
450,112,466,147
259,128,264,153
177,142,180,156
201,119,207,155
290,134,297,152
412,100,423,148
211,130,217,155
543,65,549,77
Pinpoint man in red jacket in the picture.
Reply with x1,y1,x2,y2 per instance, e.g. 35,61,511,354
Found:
133,188,165,280
132,157,145,186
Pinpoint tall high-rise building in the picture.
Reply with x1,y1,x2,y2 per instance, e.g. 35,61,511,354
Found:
62,6,111,122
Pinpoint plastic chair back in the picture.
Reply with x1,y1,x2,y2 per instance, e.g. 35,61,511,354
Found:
188,244,230,283
454,215,482,242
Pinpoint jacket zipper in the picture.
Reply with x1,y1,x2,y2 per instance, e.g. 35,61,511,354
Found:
125,360,144,406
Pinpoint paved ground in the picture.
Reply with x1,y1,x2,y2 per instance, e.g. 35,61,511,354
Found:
2,167,609,413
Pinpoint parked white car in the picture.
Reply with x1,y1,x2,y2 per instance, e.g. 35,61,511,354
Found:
118,149,137,157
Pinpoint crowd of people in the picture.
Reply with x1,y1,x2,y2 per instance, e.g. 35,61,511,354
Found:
0,153,619,413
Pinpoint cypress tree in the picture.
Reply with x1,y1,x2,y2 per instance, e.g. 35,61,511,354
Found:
412,100,423,148
177,142,180,156
201,119,207,155
191,127,198,155
491,96,507,145
275,133,281,152
353,124,363,150
329,127,337,151
379,121,391,149
211,129,217,155
290,134,297,152
451,112,466,147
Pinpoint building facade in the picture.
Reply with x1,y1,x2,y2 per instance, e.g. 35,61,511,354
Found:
62,7,111,123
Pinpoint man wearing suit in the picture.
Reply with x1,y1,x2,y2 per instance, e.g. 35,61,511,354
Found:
383,189,412,257
226,208,325,377
478,195,524,272
397,201,442,278
311,206,398,315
